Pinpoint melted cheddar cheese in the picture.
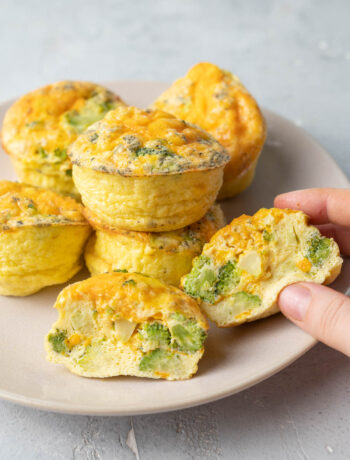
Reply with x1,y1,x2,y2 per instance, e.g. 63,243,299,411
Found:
2,81,125,196
69,105,229,176
46,272,208,380
70,106,229,232
0,180,87,229
181,208,342,327
153,62,266,198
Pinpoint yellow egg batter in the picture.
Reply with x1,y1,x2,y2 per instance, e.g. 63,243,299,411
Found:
153,62,266,199
84,203,225,286
46,272,208,380
0,180,91,296
70,106,229,231
181,208,342,327
2,81,125,196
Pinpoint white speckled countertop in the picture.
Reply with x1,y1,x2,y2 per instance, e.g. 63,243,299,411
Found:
0,1,349,458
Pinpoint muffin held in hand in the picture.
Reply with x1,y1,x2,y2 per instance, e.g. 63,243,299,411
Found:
84,203,225,286
181,208,342,327
69,106,229,231
153,62,266,199
2,81,125,197
0,181,91,296
45,272,208,380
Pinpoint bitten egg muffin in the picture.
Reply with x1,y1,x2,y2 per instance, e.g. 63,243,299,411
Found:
69,106,229,231
152,62,266,199
45,272,208,380
2,81,125,197
181,208,342,327
84,203,225,286
0,180,91,296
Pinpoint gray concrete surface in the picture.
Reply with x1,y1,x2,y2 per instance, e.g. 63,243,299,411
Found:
0,0,349,458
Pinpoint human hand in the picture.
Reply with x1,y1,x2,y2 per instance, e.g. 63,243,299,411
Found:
275,188,350,357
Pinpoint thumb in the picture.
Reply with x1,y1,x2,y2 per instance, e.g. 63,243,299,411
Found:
278,283,350,357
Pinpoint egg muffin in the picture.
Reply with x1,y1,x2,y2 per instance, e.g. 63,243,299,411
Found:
0,180,91,296
84,203,225,286
45,272,208,380
152,62,266,199
69,106,229,231
181,208,342,327
2,81,125,197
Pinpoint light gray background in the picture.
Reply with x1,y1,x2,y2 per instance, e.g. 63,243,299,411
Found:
0,0,349,458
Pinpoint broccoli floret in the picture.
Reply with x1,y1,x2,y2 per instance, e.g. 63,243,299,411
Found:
170,312,187,322
183,255,217,303
27,203,37,211
77,342,104,371
122,279,136,287
307,235,331,266
183,229,200,245
53,148,68,161
233,291,261,309
183,257,240,303
139,348,181,373
262,229,273,241
139,322,171,350
37,146,48,158
25,120,42,129
99,100,115,112
215,261,240,296
135,146,175,157
65,94,116,133
89,133,99,143
48,329,67,354
113,268,128,273
170,313,207,353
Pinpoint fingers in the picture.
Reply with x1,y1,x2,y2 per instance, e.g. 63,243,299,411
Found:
278,282,350,357
274,188,350,227
316,223,350,256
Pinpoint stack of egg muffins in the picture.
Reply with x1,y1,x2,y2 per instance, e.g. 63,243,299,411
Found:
0,63,343,381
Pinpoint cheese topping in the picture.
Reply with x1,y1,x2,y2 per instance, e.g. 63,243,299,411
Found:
182,208,342,326
46,273,209,380
69,106,229,176
63,272,208,327
0,180,87,230
153,62,266,179
2,81,125,171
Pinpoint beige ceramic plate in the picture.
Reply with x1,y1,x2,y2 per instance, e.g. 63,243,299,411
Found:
0,81,348,416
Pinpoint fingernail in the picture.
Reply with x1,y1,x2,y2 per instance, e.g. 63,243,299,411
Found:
279,284,311,321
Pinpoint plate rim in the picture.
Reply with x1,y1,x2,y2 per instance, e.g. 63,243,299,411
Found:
0,81,348,416
0,336,317,416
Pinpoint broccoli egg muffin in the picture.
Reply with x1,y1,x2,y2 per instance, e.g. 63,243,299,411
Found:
2,81,125,197
0,180,91,296
181,208,342,327
84,203,225,286
152,62,266,199
69,106,229,231
45,272,208,380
